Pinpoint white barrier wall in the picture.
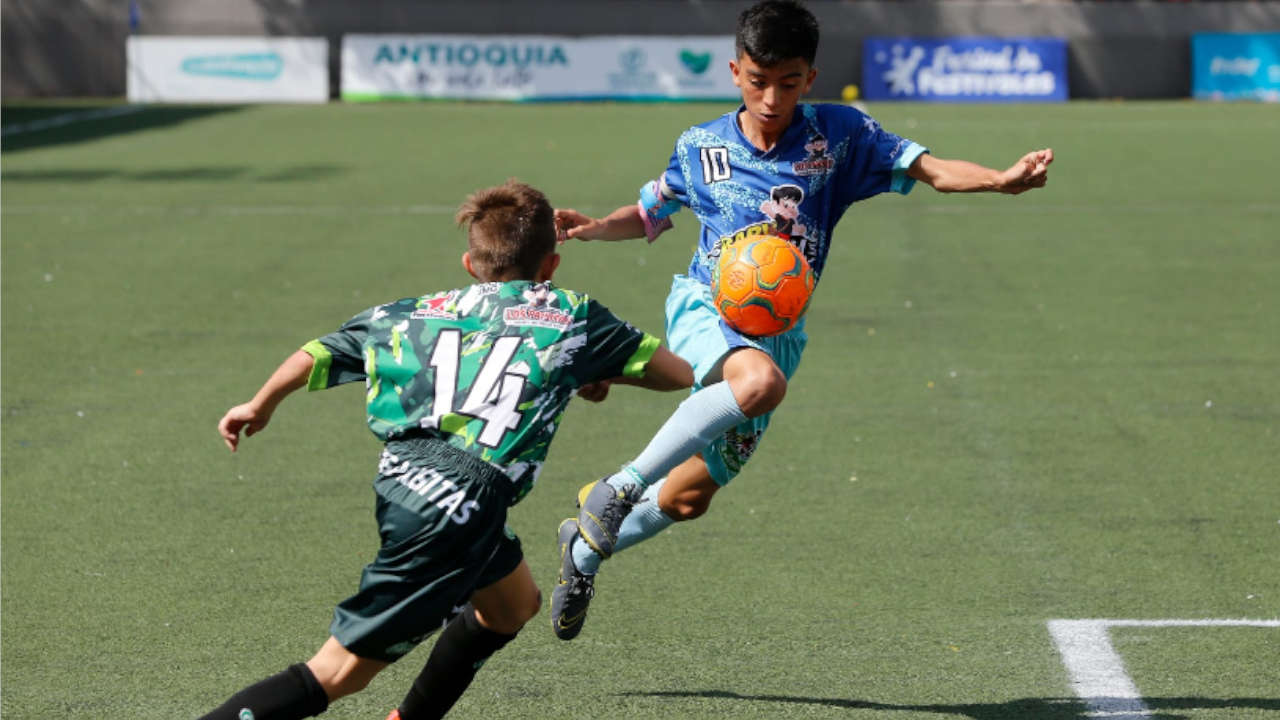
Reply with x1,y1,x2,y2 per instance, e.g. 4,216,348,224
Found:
8,1,1280,99
127,36,329,103
342,35,738,101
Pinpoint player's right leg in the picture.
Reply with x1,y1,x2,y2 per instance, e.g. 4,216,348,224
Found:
575,346,785,558
553,277,803,639
575,274,787,558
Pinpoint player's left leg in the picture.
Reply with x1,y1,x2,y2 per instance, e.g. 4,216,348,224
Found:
307,637,392,699
395,559,538,720
197,638,387,720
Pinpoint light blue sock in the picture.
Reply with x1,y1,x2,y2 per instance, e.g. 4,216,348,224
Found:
573,480,673,574
604,381,746,492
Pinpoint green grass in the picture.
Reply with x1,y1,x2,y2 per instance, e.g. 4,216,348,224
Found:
3,100,1278,719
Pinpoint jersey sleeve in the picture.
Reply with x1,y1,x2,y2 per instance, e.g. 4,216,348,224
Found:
636,141,691,242
657,139,690,207
838,109,929,205
571,300,661,384
301,308,373,391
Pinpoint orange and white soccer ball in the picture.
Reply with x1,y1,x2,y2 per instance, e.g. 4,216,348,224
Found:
712,235,815,337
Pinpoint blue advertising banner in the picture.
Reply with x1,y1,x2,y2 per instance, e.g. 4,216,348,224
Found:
862,37,1067,103
1192,33,1280,102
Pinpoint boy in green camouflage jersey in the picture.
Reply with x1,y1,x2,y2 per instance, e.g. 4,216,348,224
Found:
202,180,692,720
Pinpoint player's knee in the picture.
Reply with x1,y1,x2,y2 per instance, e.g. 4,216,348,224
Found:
314,667,375,701
731,365,787,417
520,588,543,626
660,489,713,521
475,589,541,635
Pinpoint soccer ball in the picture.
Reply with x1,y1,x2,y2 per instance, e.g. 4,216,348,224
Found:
712,235,815,337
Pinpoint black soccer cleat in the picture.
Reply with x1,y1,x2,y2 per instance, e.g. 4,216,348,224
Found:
551,518,595,641
576,479,642,559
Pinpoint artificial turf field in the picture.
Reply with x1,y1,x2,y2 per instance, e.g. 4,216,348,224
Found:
2,100,1277,719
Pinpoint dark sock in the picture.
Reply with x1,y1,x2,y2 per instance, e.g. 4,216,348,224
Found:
397,605,518,720
198,662,329,720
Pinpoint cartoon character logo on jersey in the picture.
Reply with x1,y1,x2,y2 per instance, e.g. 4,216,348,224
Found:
759,184,808,243
792,132,835,176
412,290,460,320
504,282,573,329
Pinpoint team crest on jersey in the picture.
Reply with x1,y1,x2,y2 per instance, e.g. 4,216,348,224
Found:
792,132,835,176
722,427,764,474
504,284,572,329
412,290,459,320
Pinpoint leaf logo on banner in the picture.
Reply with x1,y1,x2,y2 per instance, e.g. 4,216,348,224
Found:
680,50,712,75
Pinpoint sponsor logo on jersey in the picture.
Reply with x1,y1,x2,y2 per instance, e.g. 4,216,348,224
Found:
504,284,573,329
715,219,816,272
413,290,459,320
792,132,835,176
379,450,482,525
714,221,777,263
504,305,572,329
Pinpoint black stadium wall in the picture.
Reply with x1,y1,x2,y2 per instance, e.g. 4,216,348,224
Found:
3,0,1279,100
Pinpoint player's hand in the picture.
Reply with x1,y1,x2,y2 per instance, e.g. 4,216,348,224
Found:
218,402,270,452
576,381,612,403
554,208,604,242
997,148,1053,194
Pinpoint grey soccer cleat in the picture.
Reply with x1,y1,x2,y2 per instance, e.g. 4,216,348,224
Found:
551,518,595,641
575,479,642,559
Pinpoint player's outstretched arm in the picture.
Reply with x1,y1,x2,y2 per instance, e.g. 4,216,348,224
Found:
218,349,314,452
555,204,647,242
613,346,694,392
909,149,1053,195
577,347,694,402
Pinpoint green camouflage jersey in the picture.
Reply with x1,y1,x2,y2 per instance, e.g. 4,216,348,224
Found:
301,280,659,503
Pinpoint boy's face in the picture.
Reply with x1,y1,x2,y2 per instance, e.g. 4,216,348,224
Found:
730,53,816,135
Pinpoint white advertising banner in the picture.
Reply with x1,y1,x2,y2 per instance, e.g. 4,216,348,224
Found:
342,34,739,101
127,37,329,103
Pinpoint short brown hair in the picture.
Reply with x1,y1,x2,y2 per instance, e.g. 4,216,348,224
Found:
455,179,557,280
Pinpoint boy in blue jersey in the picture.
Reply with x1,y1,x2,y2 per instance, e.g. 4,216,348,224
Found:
550,0,1053,639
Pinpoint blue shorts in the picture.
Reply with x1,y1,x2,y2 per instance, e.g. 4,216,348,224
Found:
664,274,807,485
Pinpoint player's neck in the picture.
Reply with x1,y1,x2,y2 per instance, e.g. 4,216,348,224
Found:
736,109,790,152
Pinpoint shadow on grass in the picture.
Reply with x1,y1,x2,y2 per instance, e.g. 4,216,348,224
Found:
621,690,1280,719
1,104,243,154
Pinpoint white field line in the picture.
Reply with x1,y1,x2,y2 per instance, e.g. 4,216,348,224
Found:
1,105,148,138
1048,618,1280,719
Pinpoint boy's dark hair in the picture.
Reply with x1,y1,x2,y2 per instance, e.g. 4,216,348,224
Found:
455,179,556,280
735,0,820,68
772,184,804,203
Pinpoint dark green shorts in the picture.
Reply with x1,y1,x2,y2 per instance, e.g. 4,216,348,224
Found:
330,436,523,662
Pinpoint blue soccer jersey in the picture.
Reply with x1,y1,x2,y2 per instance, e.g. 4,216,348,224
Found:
644,103,928,286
